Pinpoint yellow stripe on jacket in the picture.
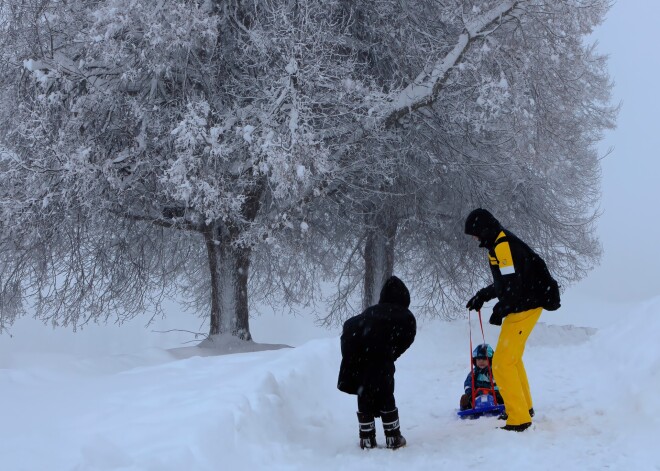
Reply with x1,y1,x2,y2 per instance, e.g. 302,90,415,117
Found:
488,231,515,275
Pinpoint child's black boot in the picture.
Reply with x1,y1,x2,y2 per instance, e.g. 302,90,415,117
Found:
381,408,407,449
357,412,377,449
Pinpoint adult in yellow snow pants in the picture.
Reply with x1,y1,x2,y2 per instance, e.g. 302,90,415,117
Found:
492,307,542,426
465,208,561,431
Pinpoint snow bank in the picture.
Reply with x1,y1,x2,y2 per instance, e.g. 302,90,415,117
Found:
1,297,659,470
582,296,660,444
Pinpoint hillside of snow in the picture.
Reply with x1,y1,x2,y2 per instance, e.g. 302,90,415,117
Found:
1,291,658,471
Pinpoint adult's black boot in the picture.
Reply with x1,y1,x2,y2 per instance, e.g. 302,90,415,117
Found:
381,408,406,449
499,408,533,421
357,412,377,449
500,422,532,432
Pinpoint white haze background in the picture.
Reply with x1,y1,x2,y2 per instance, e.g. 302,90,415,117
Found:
1,2,659,470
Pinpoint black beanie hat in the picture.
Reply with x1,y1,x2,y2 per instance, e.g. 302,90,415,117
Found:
378,275,411,308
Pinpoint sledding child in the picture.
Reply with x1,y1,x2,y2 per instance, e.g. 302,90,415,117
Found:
459,343,504,411
337,276,417,450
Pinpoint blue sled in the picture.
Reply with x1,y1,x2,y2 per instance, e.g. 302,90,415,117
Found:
457,393,505,419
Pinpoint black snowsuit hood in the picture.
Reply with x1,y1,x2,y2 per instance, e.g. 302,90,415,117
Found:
464,208,502,248
378,275,411,308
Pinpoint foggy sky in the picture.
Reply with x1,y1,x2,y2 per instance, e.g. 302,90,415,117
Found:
577,0,660,302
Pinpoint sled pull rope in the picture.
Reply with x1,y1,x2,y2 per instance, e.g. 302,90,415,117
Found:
469,309,476,407
472,309,500,406
479,309,499,405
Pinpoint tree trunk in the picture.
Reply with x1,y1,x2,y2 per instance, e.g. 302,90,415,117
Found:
204,223,252,340
362,211,398,309
202,178,263,340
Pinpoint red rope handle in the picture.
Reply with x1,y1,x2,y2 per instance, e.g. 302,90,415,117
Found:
470,309,502,408
468,310,476,407
477,309,499,406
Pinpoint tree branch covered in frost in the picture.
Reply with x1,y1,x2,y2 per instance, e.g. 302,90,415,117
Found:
0,0,394,332
384,0,520,127
315,0,616,322
0,0,617,331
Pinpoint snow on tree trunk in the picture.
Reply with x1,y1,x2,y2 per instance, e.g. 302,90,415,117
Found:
204,224,252,340
362,212,398,309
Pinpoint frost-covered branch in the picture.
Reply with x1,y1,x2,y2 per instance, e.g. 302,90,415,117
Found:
384,0,520,127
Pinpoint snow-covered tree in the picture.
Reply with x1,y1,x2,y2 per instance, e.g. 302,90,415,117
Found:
318,0,617,321
0,0,389,336
0,0,616,334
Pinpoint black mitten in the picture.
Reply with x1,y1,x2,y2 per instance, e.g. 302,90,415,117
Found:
466,288,491,311
489,302,505,325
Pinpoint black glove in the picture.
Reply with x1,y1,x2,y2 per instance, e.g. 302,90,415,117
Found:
489,302,505,326
466,288,490,311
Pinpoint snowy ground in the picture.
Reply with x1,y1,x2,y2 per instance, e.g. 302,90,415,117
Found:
1,290,659,471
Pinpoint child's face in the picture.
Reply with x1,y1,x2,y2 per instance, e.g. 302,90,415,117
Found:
475,357,489,368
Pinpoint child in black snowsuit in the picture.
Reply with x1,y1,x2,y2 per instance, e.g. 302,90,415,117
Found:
337,276,417,450
460,343,504,410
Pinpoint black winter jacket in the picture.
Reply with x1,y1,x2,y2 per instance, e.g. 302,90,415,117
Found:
337,276,417,396
465,209,560,319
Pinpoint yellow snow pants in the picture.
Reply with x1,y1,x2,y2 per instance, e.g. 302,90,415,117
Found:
492,307,542,426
